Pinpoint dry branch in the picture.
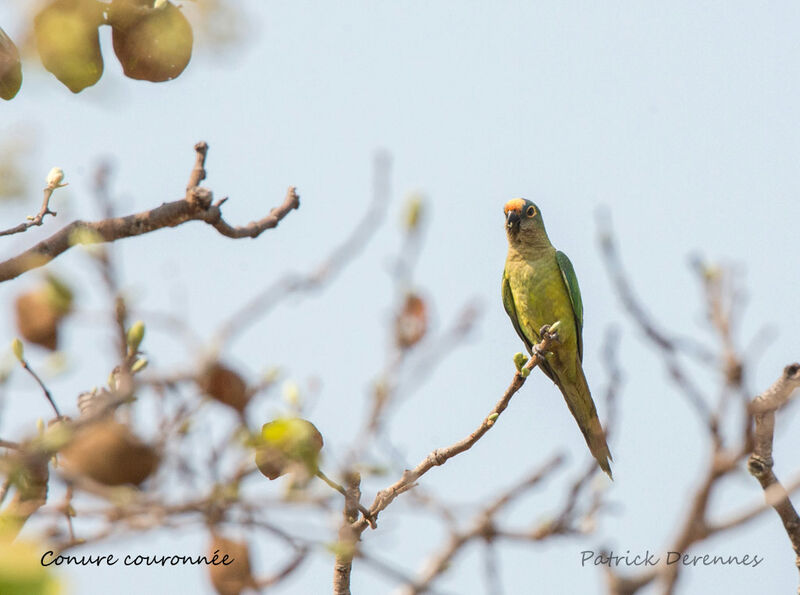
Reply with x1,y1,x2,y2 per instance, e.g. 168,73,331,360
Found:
748,363,800,591
0,175,63,237
0,143,299,282
352,328,560,537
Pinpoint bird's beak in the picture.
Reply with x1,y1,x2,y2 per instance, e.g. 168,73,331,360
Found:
506,209,521,230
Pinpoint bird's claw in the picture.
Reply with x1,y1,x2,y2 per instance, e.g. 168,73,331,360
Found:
538,322,561,345
533,344,547,363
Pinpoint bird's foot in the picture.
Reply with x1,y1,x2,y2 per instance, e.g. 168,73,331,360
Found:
538,323,561,345
532,343,548,364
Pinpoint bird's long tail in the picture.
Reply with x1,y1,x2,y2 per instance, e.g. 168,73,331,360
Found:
555,366,613,479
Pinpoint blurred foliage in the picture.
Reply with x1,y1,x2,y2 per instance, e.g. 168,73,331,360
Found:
188,0,250,56
0,539,60,595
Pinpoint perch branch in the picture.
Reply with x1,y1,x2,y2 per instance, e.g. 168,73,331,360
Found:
352,328,560,535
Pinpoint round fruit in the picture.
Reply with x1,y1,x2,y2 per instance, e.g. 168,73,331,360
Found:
199,362,249,413
34,0,104,93
111,2,193,82
61,421,158,486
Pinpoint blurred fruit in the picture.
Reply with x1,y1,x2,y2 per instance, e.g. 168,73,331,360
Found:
199,362,249,413
14,277,73,351
61,420,158,486
255,418,323,481
207,534,254,595
394,292,428,348
110,0,193,82
34,0,105,93
15,294,60,351
0,27,22,100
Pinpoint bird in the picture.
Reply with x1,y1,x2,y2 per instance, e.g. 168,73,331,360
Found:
501,198,612,478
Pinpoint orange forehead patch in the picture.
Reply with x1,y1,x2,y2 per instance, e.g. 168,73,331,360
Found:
503,198,526,214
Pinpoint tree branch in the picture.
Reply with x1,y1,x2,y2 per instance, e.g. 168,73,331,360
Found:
748,363,800,590
352,328,559,536
0,143,300,283
333,472,362,595
0,175,64,237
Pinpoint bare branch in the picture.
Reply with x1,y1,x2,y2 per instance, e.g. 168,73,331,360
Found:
353,328,560,535
15,350,61,418
186,141,208,191
0,178,63,237
0,143,299,283
333,472,363,595
707,473,800,534
748,364,800,587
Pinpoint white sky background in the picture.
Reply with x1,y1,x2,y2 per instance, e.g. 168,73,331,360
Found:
2,2,800,594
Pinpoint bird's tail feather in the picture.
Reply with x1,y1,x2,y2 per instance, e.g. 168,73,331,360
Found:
554,367,613,479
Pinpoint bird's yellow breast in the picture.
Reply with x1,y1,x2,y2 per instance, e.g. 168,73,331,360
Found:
506,252,579,379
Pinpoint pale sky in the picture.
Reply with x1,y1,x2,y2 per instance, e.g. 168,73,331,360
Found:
1,2,799,594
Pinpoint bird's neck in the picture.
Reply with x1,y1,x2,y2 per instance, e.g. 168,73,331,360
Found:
507,231,554,260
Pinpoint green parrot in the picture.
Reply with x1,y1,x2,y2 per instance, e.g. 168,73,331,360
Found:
501,198,612,478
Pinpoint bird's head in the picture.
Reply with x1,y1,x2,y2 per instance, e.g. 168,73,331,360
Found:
503,198,547,244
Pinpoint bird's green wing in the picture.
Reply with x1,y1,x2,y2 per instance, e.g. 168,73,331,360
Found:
501,269,532,353
555,250,584,361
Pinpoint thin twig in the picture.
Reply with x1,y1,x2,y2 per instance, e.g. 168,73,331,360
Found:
17,353,61,418
0,179,64,237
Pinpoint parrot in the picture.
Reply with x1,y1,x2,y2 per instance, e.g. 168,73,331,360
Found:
501,198,613,478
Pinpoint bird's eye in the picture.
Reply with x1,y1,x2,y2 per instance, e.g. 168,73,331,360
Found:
526,205,536,218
